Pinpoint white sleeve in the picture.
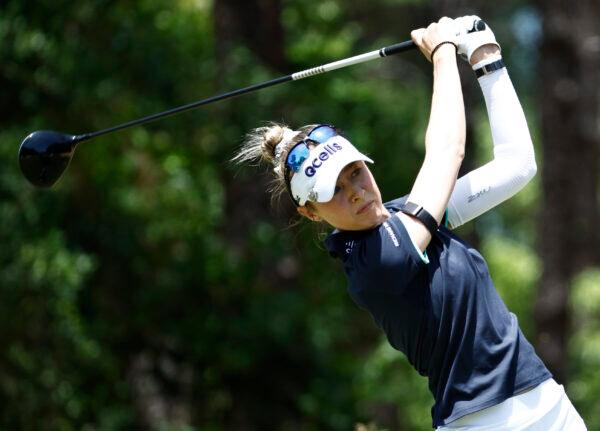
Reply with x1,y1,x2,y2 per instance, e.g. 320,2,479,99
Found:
446,65,537,229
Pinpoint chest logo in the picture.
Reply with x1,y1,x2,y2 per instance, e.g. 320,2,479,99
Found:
383,221,399,247
345,240,355,255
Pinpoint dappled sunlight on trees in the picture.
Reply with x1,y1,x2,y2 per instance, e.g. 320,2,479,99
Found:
1,0,598,429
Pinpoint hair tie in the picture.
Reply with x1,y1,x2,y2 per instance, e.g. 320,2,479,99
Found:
430,41,457,62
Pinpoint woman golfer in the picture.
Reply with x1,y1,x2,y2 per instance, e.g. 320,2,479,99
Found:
235,16,586,430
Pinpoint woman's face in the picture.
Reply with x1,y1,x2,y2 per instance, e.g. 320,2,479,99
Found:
299,161,390,231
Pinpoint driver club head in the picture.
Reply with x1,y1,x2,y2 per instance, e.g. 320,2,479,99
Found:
18,130,80,188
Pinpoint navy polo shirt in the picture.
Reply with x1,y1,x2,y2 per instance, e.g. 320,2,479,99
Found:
325,196,551,428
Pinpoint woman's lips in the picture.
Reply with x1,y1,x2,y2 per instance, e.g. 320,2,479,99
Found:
357,200,374,215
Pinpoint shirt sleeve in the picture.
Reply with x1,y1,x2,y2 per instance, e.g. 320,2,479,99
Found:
350,211,427,303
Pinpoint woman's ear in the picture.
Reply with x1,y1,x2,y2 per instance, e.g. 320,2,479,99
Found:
297,205,322,222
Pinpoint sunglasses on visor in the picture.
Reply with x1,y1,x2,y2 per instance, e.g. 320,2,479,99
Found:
284,125,340,206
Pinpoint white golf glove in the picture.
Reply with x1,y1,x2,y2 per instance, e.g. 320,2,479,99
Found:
455,15,500,64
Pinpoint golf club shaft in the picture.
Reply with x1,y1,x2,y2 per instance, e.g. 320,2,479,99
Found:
78,40,415,142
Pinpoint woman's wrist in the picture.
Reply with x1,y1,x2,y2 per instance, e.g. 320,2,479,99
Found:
470,44,501,66
432,43,457,64
430,41,457,62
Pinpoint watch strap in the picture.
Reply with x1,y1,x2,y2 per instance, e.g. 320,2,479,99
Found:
474,59,506,78
399,202,439,236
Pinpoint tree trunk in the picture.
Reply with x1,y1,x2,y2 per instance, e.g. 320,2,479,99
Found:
534,0,600,382
213,0,287,72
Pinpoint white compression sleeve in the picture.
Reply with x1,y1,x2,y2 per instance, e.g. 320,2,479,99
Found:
446,66,537,229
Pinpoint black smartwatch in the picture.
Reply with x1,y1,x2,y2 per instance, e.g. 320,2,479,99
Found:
399,202,439,236
474,59,506,78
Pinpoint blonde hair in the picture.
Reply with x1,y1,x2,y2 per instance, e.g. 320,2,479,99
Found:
232,122,315,205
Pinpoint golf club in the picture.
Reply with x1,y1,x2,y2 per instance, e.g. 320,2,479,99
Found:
19,19,485,188
18,40,418,188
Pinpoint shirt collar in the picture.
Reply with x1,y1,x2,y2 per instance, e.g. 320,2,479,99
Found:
324,229,366,259
323,199,403,260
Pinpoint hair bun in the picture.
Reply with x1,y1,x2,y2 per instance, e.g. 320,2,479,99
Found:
233,123,288,168
232,122,313,207
262,125,286,164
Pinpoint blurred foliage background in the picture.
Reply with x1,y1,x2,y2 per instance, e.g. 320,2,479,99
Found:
1,0,599,430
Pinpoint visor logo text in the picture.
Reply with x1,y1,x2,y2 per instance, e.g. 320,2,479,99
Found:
304,142,343,177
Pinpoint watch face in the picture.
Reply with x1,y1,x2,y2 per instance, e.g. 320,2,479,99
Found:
403,202,420,215
401,202,438,235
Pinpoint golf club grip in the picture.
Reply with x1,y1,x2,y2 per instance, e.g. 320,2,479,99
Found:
381,40,416,56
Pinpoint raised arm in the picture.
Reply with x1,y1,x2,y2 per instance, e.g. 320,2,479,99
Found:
446,17,537,229
399,18,466,251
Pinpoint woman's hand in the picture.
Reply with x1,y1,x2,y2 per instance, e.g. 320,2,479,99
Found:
411,17,458,62
454,16,501,65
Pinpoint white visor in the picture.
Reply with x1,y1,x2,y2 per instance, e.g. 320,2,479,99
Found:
289,136,373,206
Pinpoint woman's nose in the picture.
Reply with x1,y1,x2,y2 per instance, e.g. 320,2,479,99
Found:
350,186,365,203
